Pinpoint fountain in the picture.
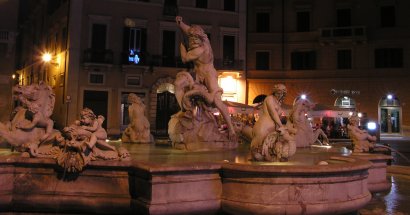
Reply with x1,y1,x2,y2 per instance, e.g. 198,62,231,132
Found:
0,16,395,215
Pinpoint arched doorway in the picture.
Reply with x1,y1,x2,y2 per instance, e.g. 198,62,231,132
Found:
155,83,180,136
379,95,401,135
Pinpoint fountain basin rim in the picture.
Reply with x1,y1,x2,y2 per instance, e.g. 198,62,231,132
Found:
222,156,372,174
0,155,222,173
351,152,393,160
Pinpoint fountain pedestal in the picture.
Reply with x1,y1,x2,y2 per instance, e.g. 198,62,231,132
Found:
350,153,393,192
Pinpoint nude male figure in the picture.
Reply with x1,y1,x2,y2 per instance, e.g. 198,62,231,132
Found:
176,16,236,138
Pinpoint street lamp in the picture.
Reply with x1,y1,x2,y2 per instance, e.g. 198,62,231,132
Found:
42,52,52,63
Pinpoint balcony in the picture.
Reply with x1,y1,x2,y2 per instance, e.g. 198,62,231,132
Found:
121,52,243,71
83,49,113,64
214,59,244,70
319,26,367,45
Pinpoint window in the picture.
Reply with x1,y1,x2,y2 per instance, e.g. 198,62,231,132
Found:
297,11,310,32
256,52,270,70
91,24,107,50
337,49,351,69
126,74,142,87
337,8,351,27
256,13,270,32
223,35,235,66
162,30,176,66
89,72,105,84
380,6,395,27
196,0,207,8
224,0,235,12
334,96,356,108
291,51,316,70
123,27,147,65
163,0,178,16
375,48,403,68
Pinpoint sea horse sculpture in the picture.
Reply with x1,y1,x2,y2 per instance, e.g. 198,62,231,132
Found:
0,82,58,156
287,99,329,147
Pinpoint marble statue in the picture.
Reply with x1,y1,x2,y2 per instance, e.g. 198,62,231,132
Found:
287,99,330,147
0,82,130,172
0,82,58,156
52,108,130,172
347,115,376,152
168,16,238,150
122,93,153,143
250,84,296,161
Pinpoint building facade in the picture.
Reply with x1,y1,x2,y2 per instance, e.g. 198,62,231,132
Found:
246,0,410,137
16,0,247,136
0,0,19,122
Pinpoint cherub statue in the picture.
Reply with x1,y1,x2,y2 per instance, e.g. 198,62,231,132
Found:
347,115,376,152
74,108,116,153
122,93,152,143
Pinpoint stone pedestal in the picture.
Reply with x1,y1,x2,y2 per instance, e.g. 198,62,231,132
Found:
221,156,372,215
350,153,392,193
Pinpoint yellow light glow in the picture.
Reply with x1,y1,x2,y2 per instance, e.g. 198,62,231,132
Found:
12,74,16,79
42,52,52,63
220,76,237,93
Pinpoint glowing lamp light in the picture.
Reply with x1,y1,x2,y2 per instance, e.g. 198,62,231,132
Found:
220,76,237,93
367,122,377,130
42,53,52,63
12,74,16,79
358,112,362,118
387,94,393,100
349,112,353,116
300,94,307,100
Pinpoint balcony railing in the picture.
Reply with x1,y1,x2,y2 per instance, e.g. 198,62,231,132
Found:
83,49,114,64
214,59,244,70
319,26,367,43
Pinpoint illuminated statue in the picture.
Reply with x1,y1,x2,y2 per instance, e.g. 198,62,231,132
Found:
0,82,58,156
122,93,153,143
175,16,236,140
348,115,376,152
251,84,296,161
168,16,238,150
287,99,330,147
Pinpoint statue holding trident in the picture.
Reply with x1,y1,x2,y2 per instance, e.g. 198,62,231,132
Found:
175,16,237,140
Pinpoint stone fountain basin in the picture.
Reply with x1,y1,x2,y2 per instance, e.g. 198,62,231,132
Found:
221,156,372,215
0,148,374,215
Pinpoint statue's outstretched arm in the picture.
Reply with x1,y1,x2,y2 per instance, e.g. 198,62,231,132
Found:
176,16,190,35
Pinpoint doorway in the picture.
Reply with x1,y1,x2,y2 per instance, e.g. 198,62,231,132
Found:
156,90,179,136
379,96,401,135
83,90,108,129
380,108,401,134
